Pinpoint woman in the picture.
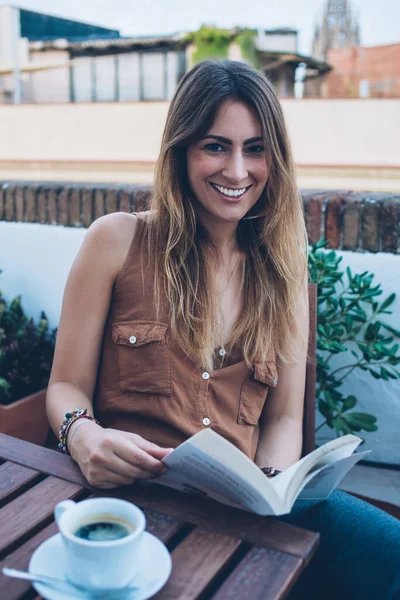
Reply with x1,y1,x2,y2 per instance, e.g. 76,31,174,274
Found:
47,60,400,600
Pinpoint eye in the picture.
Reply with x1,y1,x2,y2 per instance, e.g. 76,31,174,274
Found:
246,145,265,155
203,143,226,153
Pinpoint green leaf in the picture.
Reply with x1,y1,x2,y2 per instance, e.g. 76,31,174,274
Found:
345,414,378,432
324,391,338,410
380,322,400,338
365,324,377,342
368,368,381,379
342,395,357,411
346,412,377,424
386,369,398,380
388,356,400,366
357,343,373,359
380,367,390,381
333,416,353,434
378,293,396,313
318,399,334,420
342,416,362,432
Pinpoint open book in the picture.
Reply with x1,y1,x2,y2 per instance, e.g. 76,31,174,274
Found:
156,429,370,516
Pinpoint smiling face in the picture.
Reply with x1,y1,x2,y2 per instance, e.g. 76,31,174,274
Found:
186,101,269,229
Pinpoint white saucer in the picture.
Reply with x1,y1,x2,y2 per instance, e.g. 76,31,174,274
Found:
29,531,172,600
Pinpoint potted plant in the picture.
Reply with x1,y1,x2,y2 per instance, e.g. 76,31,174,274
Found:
0,272,56,445
309,239,400,441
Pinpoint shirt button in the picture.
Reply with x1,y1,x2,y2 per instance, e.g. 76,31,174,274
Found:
202,371,210,380
202,417,211,426
129,335,137,344
218,348,226,357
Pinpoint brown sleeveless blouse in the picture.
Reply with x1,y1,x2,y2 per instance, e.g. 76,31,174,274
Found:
94,212,278,460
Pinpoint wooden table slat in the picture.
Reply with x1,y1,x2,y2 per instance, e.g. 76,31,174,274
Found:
0,462,43,505
0,477,85,558
142,507,185,544
0,433,320,600
210,545,303,600
0,434,89,488
0,509,182,600
0,434,319,563
107,483,319,563
0,522,58,600
155,529,241,600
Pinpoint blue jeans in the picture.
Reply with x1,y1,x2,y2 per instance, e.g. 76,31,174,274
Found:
278,491,400,600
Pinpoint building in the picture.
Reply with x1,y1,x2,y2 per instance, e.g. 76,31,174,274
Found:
0,5,329,102
305,0,360,97
255,28,330,97
311,0,360,61
321,43,400,98
0,4,121,102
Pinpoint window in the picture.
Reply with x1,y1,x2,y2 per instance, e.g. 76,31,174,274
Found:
142,53,164,100
95,55,116,102
72,59,92,102
118,53,140,101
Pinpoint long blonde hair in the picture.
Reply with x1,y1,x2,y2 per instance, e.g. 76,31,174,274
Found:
149,59,307,371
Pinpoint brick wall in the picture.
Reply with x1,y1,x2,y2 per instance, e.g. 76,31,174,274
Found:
1,182,400,253
324,43,400,98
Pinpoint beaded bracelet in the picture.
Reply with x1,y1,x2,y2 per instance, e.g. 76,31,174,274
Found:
58,408,99,454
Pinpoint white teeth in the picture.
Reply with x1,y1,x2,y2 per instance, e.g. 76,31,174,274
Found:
212,184,247,197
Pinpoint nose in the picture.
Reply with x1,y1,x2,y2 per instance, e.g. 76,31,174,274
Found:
222,150,248,185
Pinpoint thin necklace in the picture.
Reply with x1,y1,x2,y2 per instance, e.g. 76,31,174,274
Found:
218,254,242,301
215,254,242,363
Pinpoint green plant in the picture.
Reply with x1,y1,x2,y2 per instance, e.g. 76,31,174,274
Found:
235,28,260,69
308,239,400,438
188,25,232,64
0,271,56,405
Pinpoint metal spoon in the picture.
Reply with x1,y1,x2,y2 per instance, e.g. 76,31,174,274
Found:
2,568,140,599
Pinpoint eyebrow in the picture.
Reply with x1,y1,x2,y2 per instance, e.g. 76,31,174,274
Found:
200,134,263,145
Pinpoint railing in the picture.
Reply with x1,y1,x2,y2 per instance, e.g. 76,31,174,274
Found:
1,182,399,253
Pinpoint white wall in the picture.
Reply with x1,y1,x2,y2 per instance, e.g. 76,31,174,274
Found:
283,99,400,167
0,222,86,327
29,49,70,103
0,99,399,166
0,221,399,465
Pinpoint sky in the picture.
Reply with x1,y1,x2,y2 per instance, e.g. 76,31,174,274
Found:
1,0,400,56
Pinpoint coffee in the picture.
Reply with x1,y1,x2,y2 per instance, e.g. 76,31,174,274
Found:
73,515,135,542
56,498,145,589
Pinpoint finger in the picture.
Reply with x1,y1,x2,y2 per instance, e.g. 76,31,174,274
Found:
112,439,167,475
117,431,174,457
135,438,175,459
106,463,164,481
100,449,161,480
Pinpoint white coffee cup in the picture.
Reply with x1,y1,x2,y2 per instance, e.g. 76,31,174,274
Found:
55,498,146,590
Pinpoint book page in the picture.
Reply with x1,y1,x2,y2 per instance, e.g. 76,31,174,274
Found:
158,440,280,515
296,450,370,500
270,434,363,510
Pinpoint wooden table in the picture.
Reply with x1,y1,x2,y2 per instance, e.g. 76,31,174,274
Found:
0,433,319,600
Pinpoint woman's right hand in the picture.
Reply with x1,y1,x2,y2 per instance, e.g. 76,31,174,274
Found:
68,420,174,489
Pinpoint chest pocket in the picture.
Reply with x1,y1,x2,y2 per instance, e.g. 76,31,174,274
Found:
112,320,171,396
238,361,278,426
